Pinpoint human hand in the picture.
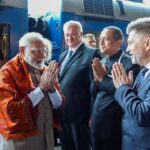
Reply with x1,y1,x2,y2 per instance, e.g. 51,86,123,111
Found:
39,60,58,92
92,58,107,82
111,62,133,89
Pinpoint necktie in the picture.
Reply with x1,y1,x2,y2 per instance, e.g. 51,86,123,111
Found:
60,50,73,74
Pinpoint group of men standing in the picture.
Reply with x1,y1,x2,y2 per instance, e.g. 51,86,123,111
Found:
0,17,150,150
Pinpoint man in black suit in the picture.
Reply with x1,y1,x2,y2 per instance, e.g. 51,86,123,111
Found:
90,26,140,150
58,20,101,150
112,17,150,150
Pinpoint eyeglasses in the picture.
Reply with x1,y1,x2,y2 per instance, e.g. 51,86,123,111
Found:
64,32,80,38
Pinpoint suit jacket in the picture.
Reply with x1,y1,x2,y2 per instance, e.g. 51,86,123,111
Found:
115,68,150,150
58,43,101,123
90,50,140,140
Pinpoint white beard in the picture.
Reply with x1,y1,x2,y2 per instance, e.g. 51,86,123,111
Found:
24,55,45,70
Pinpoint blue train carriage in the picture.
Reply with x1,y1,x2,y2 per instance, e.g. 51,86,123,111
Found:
33,0,150,60
0,0,28,62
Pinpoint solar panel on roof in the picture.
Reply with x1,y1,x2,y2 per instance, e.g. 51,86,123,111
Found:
83,0,114,16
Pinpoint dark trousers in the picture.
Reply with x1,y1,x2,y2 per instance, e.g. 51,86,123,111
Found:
53,127,60,146
91,137,121,150
59,122,91,150
122,135,150,150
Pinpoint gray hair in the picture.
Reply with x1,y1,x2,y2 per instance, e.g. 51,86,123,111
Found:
19,32,44,47
126,17,150,36
63,20,83,33
83,33,96,40
43,38,52,61
103,26,123,41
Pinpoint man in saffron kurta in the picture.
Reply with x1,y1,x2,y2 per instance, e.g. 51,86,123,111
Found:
0,32,63,150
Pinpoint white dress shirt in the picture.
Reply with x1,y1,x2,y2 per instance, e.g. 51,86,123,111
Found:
28,87,62,108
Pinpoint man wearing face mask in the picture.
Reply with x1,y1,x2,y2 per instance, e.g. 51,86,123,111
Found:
0,32,63,150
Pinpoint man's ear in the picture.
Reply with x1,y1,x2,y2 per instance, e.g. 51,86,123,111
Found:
145,37,150,52
80,32,83,37
19,46,25,55
117,39,123,48
118,39,123,45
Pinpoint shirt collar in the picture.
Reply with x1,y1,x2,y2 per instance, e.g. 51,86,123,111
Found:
108,50,122,61
145,63,150,70
69,42,83,53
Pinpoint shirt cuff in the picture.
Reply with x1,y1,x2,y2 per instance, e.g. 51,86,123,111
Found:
28,87,44,107
48,89,62,109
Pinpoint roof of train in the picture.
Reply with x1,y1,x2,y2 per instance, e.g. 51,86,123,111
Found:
61,0,150,21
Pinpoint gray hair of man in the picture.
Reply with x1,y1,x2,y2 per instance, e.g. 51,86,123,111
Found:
19,32,44,47
103,26,123,41
19,32,51,60
126,17,150,36
63,20,83,33
83,33,96,40
43,38,52,61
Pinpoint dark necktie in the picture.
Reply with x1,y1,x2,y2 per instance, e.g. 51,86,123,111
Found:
60,50,73,74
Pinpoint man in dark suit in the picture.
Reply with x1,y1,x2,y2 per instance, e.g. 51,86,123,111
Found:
58,20,101,150
112,17,150,150
90,26,140,150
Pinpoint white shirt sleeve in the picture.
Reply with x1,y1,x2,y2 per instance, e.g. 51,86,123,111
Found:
28,87,44,107
48,89,62,109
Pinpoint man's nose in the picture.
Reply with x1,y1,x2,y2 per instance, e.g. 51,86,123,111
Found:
99,38,104,45
37,50,46,57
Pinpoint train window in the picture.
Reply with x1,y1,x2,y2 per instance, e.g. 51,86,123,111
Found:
0,23,10,67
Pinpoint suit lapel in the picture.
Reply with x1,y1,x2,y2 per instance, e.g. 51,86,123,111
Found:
138,74,150,90
59,51,68,65
59,44,85,81
134,71,150,91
